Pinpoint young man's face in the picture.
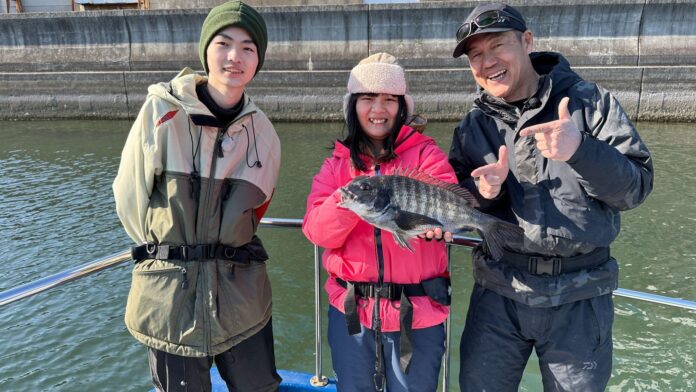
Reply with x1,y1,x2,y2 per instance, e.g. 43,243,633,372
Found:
206,26,259,95
466,30,535,102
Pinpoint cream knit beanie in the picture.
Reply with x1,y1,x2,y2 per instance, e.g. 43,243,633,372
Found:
343,52,414,118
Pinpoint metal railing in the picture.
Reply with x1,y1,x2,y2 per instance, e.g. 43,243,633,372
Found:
1,217,696,391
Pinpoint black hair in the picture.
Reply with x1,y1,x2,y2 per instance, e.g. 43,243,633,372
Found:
341,93,408,172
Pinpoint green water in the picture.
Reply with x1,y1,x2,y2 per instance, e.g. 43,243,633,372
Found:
0,120,694,391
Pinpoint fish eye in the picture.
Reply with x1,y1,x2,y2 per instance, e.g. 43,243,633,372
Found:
359,183,371,191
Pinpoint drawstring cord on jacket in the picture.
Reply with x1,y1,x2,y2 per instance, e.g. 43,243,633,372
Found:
243,115,262,168
187,121,202,203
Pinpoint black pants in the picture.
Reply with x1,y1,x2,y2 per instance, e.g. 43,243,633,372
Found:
148,319,281,392
459,284,613,392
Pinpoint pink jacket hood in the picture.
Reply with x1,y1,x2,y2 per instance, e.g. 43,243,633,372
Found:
331,125,428,159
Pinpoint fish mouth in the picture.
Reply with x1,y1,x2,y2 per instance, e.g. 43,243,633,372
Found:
338,186,353,199
337,186,356,205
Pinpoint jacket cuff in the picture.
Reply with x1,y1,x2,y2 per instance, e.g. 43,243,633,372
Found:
466,177,504,211
565,132,590,165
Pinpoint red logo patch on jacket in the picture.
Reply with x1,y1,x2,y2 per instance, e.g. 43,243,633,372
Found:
156,110,178,126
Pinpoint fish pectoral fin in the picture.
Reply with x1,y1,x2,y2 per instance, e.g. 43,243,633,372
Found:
392,232,415,252
393,210,442,231
453,225,476,233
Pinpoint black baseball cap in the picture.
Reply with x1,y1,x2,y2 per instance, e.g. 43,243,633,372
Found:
452,2,528,58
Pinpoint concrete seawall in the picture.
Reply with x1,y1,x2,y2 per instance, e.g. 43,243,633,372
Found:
1,0,695,121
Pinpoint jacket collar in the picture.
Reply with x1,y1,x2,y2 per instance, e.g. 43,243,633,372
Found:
148,67,258,128
332,125,430,161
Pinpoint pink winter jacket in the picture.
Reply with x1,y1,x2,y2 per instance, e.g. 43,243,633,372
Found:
302,126,457,332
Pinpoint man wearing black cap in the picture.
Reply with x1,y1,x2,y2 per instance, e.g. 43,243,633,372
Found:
448,2,653,390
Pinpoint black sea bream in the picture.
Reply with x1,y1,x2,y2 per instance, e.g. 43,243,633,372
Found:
338,169,524,260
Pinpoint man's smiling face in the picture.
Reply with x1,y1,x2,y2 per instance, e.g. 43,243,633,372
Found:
466,30,536,102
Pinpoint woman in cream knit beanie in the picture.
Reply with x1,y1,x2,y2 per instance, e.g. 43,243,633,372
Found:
303,52,454,392
341,52,417,171
343,52,414,119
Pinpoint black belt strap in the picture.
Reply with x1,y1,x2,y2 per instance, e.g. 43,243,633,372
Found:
336,278,429,301
336,277,451,305
399,291,414,374
131,243,256,263
343,282,361,336
336,276,450,375
498,247,610,276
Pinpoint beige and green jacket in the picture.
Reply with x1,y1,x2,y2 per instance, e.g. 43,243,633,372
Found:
113,68,281,357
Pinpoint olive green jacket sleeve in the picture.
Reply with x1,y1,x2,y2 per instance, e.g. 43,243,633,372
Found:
112,98,163,245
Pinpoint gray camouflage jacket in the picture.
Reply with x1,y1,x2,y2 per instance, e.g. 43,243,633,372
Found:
449,52,653,307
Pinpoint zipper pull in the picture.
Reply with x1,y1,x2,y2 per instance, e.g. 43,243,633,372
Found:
216,137,224,158
221,179,232,201
180,267,188,289
189,171,200,202
228,264,235,279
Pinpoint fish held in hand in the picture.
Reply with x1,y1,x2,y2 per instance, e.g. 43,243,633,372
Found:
338,169,524,260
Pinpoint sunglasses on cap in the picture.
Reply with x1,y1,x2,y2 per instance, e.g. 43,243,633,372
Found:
456,9,526,43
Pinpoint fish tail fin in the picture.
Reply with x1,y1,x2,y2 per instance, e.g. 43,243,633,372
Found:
480,220,525,261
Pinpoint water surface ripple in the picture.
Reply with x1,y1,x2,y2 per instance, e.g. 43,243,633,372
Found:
0,120,694,391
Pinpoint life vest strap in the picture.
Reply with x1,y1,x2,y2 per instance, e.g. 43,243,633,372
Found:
492,247,610,276
335,277,450,304
131,243,265,263
336,276,450,375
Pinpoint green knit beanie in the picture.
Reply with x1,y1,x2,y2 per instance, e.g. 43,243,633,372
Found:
198,1,268,75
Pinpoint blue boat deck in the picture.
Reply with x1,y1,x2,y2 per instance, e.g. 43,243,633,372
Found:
208,368,336,391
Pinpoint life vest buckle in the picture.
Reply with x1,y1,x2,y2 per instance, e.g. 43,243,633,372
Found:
146,243,157,255
223,247,237,259
373,371,385,392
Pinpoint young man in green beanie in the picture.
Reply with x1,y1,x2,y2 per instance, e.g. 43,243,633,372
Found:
113,1,282,391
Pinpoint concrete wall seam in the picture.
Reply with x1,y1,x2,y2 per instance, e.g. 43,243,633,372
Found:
1,1,695,121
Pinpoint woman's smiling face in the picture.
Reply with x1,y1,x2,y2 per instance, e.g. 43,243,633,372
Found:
355,93,400,144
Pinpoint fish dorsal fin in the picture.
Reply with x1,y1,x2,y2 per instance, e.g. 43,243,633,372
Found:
390,167,480,208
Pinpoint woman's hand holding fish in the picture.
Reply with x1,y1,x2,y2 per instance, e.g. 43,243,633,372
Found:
470,145,509,199
418,228,453,242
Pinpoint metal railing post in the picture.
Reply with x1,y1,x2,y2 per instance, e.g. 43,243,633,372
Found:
310,244,329,387
441,244,452,392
